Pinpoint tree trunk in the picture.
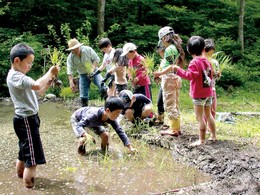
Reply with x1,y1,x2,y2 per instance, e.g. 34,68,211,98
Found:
238,0,245,53
97,0,106,35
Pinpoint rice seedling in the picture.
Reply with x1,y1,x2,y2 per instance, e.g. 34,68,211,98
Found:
48,47,65,88
212,51,232,70
85,62,94,76
142,53,155,77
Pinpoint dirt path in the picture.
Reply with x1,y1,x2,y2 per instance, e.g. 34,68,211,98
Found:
138,125,260,195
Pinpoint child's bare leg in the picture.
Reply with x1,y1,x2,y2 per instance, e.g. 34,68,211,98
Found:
100,131,109,151
124,109,134,122
204,106,217,141
23,166,36,188
191,105,206,146
16,159,24,178
141,104,152,119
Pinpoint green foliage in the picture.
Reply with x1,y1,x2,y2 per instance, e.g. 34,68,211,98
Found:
217,65,245,90
59,87,77,99
0,0,259,97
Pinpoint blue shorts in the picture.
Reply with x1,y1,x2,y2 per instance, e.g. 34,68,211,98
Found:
192,96,213,106
13,114,46,167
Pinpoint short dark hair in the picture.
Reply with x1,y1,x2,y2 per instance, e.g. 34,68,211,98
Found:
98,38,112,49
187,36,205,56
10,43,34,63
204,39,215,52
104,96,124,111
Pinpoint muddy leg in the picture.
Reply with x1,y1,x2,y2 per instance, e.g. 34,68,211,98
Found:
23,166,36,188
100,132,109,151
16,159,24,178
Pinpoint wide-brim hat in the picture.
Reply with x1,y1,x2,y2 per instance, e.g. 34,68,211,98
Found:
66,38,83,51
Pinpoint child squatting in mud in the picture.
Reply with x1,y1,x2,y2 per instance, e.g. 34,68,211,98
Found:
71,96,137,155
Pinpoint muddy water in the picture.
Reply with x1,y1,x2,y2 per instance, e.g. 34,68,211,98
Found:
0,101,210,194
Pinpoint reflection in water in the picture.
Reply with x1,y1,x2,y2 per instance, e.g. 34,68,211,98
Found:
0,101,210,194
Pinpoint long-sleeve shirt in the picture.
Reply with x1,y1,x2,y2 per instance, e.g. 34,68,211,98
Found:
71,107,130,146
176,56,213,99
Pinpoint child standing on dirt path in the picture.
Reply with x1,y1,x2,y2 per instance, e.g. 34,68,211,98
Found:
172,36,217,146
153,26,185,137
204,39,221,120
71,96,136,155
154,42,166,125
6,43,60,188
121,42,152,101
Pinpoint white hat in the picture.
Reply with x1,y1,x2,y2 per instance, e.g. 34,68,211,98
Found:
158,26,175,40
119,90,133,108
120,43,137,56
66,38,83,51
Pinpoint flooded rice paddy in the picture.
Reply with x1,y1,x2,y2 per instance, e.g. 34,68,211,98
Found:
0,101,210,194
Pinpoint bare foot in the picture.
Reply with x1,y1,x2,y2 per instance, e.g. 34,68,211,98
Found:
208,136,217,141
189,140,205,147
24,177,34,188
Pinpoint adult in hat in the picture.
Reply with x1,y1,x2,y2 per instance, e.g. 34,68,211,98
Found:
66,38,103,107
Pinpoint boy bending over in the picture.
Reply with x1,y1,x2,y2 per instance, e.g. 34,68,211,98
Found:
71,96,136,155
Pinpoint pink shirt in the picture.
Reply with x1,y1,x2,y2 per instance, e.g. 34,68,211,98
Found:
128,54,151,86
176,56,213,99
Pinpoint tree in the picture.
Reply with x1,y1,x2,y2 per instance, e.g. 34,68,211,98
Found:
97,0,105,35
238,0,245,53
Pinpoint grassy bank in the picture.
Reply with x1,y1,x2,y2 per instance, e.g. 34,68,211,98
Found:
79,80,260,147
150,80,260,147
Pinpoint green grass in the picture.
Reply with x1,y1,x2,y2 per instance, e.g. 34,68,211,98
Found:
90,80,260,147
152,79,260,147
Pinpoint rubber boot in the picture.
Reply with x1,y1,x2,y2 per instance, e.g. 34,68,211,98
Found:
81,98,88,107
161,118,181,137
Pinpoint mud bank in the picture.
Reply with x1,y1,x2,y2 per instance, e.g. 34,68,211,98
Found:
137,129,260,195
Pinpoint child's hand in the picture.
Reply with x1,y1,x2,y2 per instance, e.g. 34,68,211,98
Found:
153,71,161,78
172,65,179,73
50,65,60,76
133,77,139,83
127,144,138,154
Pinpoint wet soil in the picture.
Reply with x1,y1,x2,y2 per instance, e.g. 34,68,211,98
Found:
137,124,260,194
1,97,260,194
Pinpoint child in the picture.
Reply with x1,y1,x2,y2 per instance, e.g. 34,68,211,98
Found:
204,39,221,119
6,43,59,188
108,48,128,95
91,38,116,97
121,43,152,101
119,90,153,124
172,36,217,146
153,26,185,136
71,96,136,155
154,41,166,125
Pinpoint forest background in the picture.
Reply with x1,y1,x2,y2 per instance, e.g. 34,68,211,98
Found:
0,0,259,98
